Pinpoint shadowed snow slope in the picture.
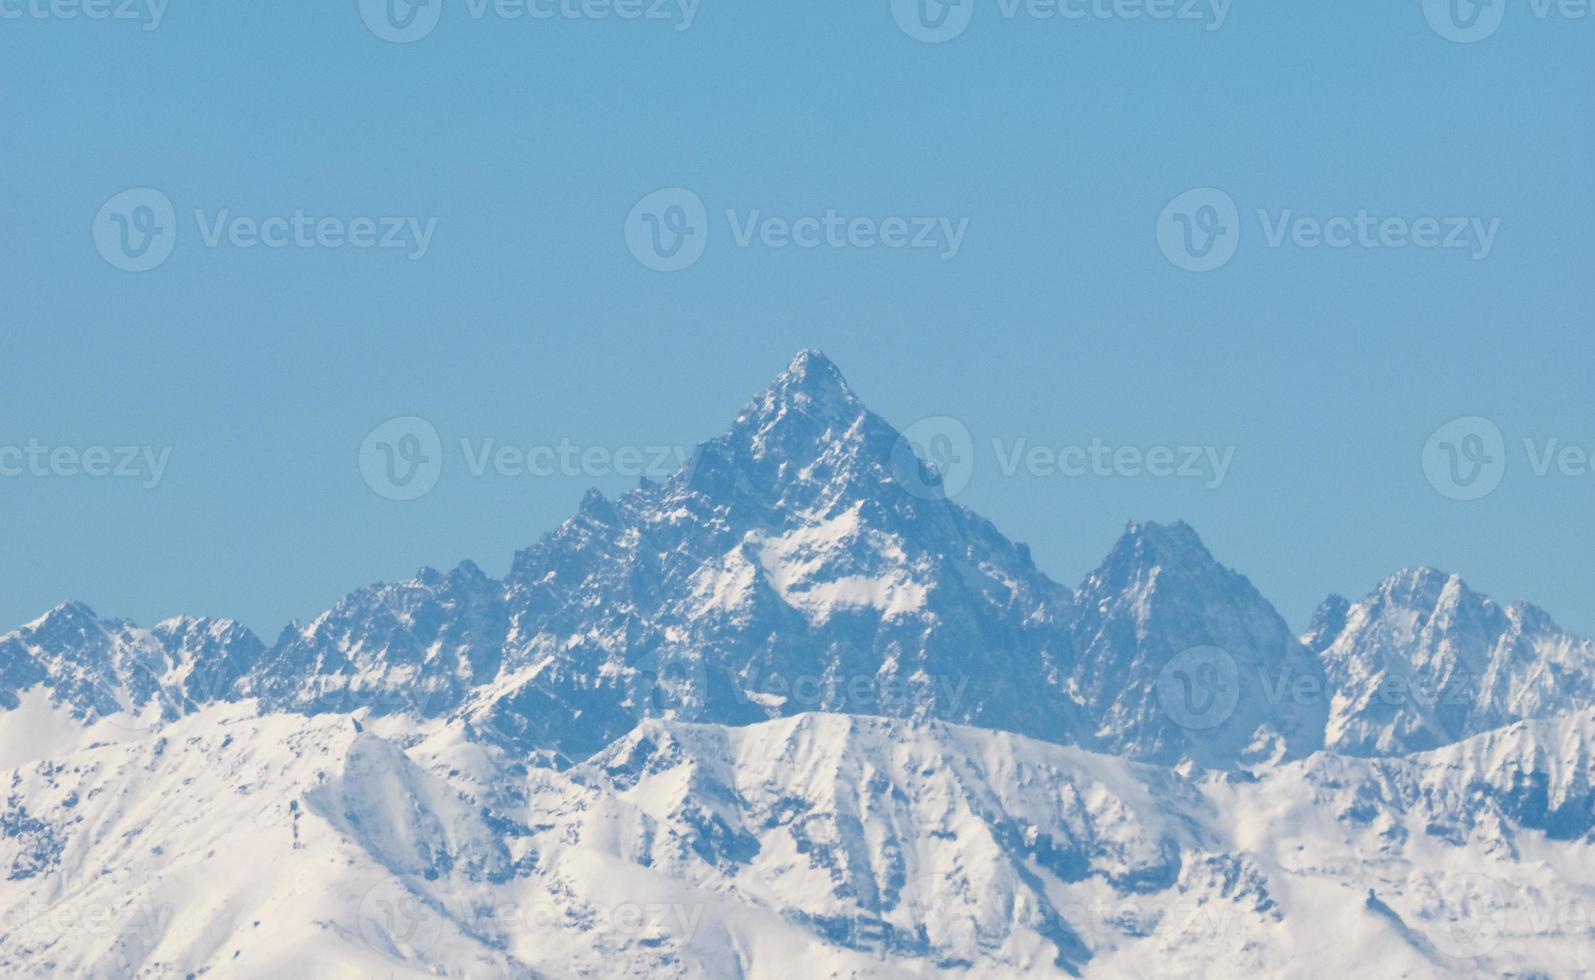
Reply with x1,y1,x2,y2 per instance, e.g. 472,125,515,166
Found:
1306,567,1595,757
4,352,1595,975
1,707,1591,977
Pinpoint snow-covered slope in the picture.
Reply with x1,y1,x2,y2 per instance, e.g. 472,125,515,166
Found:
0,704,526,978
1069,521,1327,769
237,561,508,718
5,351,1353,771
1306,568,1595,756
470,350,1081,763
6,354,1593,777
0,602,261,743
4,351,1594,975
1,707,1590,978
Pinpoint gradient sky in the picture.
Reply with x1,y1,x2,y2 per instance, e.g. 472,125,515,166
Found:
2,1,1592,639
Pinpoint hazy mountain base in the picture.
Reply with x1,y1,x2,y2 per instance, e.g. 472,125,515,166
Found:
0,700,1589,978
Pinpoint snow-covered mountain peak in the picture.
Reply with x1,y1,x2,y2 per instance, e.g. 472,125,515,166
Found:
473,353,1082,763
729,348,863,457
1070,521,1328,769
1372,565,1471,609
1311,568,1595,757
742,348,857,426
149,613,256,646
0,604,265,743
1084,520,1229,596
19,598,104,640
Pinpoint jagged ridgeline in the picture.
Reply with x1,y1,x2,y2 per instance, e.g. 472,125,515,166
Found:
5,352,1594,770
3,353,1595,978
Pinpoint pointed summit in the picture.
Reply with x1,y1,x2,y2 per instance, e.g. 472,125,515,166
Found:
1084,521,1229,597
780,348,847,389
1374,566,1463,606
16,600,109,647
1312,567,1595,755
685,350,897,509
738,349,862,432
1114,520,1213,564
1071,520,1328,768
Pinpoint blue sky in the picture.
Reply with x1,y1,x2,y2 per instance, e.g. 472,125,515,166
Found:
2,1,1592,638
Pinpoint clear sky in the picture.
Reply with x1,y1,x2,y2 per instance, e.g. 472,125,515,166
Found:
2,1,1592,639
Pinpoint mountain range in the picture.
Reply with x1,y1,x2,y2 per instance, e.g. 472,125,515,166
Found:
1,351,1591,977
